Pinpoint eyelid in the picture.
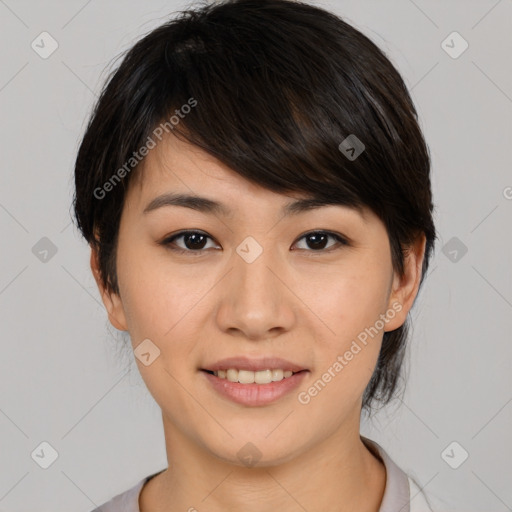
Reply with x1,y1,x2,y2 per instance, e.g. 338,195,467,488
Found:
160,230,220,254
160,229,350,254
292,230,349,252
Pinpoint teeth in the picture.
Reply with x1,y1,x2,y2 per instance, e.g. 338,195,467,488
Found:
214,368,295,384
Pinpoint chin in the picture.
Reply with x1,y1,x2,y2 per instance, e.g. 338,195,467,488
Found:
205,436,305,469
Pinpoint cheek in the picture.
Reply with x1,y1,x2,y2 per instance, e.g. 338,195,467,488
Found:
117,247,203,415
116,244,196,339
312,260,391,340
302,281,387,416
115,245,216,402
304,256,391,395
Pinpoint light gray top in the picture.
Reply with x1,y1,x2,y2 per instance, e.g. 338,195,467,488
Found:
91,436,433,511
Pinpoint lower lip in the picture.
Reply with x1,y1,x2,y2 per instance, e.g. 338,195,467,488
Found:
201,370,309,406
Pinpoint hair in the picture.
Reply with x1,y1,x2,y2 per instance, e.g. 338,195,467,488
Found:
72,0,436,414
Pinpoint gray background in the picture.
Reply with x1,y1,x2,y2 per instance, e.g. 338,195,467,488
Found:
1,0,511,511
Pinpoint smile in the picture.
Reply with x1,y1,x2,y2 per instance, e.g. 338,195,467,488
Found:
201,369,308,406
206,368,296,384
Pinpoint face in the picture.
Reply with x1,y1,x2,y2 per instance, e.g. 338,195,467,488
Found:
92,133,425,467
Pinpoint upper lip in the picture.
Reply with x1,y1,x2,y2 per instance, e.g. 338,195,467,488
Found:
202,356,308,373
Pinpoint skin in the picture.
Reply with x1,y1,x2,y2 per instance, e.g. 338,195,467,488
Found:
91,132,426,512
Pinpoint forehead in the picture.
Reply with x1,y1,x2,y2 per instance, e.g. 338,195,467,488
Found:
127,133,370,222
131,133,255,196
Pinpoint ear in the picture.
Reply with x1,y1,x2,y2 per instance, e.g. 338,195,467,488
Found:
90,244,128,331
384,233,427,332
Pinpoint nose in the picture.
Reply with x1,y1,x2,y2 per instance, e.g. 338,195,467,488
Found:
214,239,296,341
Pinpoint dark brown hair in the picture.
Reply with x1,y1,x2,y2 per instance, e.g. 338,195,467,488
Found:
72,0,436,413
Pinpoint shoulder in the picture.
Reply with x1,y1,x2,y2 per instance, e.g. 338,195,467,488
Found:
408,476,434,512
89,471,162,512
361,436,434,512
89,478,144,512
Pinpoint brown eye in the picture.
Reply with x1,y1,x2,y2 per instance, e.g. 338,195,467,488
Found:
180,232,208,250
293,231,348,252
161,231,219,254
160,229,348,255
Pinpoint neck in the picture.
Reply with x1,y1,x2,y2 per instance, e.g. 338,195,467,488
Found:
140,412,386,512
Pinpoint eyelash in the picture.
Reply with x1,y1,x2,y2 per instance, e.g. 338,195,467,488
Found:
159,230,349,256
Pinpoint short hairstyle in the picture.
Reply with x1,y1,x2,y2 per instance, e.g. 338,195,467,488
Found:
72,0,437,413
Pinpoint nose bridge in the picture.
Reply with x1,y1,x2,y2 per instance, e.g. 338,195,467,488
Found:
215,234,295,338
233,234,280,301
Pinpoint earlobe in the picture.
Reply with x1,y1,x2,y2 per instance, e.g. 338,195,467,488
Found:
384,233,427,331
89,245,128,332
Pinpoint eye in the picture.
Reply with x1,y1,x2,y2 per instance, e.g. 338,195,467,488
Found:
292,230,348,252
160,229,348,255
160,230,220,254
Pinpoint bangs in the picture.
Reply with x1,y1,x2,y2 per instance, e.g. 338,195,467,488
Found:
123,4,401,214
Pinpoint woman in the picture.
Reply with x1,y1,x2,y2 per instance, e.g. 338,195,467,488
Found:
73,0,437,510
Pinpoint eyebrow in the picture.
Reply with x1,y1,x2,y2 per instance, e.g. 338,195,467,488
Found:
143,192,365,219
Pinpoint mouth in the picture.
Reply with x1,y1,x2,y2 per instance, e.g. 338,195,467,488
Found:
202,356,307,377
200,356,309,404
201,368,309,406
201,368,307,384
